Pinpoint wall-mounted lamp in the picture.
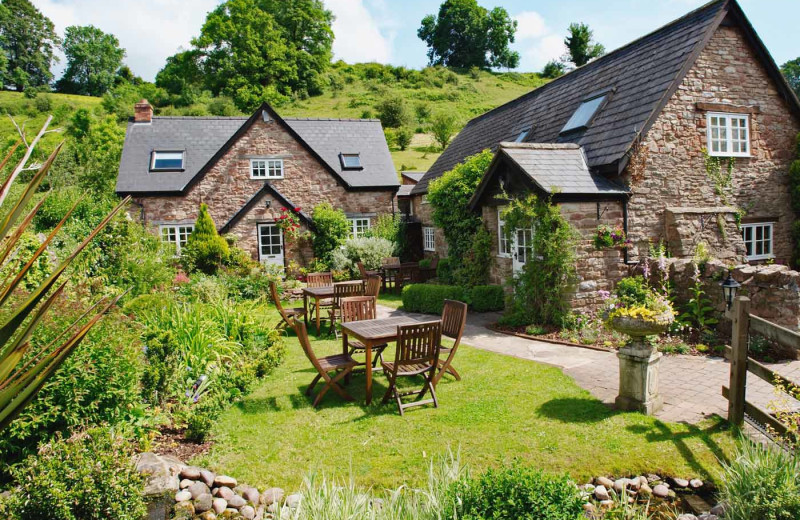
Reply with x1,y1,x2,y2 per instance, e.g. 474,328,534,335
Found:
264,200,271,209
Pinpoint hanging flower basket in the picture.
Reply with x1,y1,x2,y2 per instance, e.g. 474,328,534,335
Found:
593,225,632,250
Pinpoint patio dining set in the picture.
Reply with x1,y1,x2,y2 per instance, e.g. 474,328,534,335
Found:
268,259,465,416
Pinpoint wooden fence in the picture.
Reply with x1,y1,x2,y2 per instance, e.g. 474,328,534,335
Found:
722,296,800,435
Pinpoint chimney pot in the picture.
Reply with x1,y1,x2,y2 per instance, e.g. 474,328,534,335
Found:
134,99,153,123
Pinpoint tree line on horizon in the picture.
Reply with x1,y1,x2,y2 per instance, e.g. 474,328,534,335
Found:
0,0,798,113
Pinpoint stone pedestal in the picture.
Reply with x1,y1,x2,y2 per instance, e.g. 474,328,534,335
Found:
615,339,663,415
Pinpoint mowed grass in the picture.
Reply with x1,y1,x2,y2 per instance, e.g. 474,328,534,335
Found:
192,306,734,491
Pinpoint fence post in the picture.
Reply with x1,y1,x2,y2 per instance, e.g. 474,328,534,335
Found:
728,296,750,426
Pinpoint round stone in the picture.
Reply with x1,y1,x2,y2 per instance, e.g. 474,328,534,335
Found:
240,505,256,519
179,479,193,489
228,495,247,509
261,487,285,505
672,478,689,488
212,498,227,514
216,486,235,501
195,493,213,513
189,482,211,500
595,476,614,489
285,493,302,509
174,501,195,517
175,490,192,502
613,478,629,494
200,469,216,488
180,467,202,480
198,511,216,520
653,484,670,498
690,478,704,489
242,487,260,504
214,475,238,488
594,485,610,501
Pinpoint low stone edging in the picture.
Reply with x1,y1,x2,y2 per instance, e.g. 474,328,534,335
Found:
486,323,613,353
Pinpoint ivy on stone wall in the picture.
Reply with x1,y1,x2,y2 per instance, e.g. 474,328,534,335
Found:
790,133,800,268
703,149,735,205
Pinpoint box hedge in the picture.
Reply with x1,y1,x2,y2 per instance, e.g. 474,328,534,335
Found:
470,285,505,312
401,284,504,314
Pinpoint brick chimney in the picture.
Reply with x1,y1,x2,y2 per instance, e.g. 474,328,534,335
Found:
134,99,153,123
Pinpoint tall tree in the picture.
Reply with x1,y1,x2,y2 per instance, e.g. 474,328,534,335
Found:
56,25,126,96
0,0,60,91
782,57,800,100
418,0,519,70
160,0,333,111
563,22,605,68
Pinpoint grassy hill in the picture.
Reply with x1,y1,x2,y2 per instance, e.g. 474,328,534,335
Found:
0,65,548,173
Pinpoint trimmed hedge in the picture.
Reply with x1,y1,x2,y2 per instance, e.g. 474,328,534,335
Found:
401,284,468,314
470,285,505,312
401,284,505,314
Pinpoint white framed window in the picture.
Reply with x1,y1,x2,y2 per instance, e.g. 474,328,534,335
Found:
340,153,362,169
151,151,185,171
497,207,510,257
741,222,774,261
250,158,284,179
160,224,194,255
349,217,370,238
421,195,429,204
706,112,750,157
423,226,435,252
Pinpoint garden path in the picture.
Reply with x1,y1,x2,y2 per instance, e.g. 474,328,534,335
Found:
376,305,800,424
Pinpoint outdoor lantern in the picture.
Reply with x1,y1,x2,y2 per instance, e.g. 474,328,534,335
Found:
264,200,271,209
720,271,741,310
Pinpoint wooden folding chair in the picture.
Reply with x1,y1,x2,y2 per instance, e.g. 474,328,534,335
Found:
434,300,467,387
293,320,357,407
328,282,364,337
364,274,382,298
340,296,387,368
381,321,442,416
270,282,306,332
306,272,333,322
357,261,379,280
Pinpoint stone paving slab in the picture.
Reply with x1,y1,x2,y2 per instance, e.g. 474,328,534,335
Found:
377,305,800,424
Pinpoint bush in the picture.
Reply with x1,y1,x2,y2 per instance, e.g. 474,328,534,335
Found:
395,127,413,150
207,96,238,116
311,203,350,263
445,465,584,520
470,285,504,312
34,94,52,113
7,428,147,520
375,96,408,128
401,284,469,314
178,273,228,303
437,257,456,285
718,438,800,520
181,203,230,275
330,237,394,278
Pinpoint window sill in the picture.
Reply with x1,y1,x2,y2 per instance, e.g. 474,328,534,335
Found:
746,255,775,262
250,176,284,180
707,152,751,159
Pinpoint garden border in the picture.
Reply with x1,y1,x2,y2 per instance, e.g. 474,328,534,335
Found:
486,323,613,353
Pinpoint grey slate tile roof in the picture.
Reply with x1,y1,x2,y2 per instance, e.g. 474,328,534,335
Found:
401,172,424,183
412,0,730,195
397,184,415,197
116,113,399,194
498,143,628,195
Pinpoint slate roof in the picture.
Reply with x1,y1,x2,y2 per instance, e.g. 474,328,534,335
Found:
401,172,425,183
397,185,415,197
494,143,628,197
413,0,800,196
116,108,399,195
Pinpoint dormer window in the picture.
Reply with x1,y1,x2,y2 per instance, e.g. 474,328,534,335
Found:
150,151,185,171
515,127,531,143
560,94,607,134
340,153,362,170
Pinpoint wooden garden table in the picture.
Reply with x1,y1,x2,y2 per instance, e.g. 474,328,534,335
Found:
340,315,437,404
302,280,362,334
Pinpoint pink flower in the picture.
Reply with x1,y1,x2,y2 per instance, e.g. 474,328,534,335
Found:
598,290,611,300
174,272,190,285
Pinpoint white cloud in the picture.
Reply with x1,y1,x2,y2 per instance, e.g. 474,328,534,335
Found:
327,0,392,64
32,0,219,82
512,10,564,72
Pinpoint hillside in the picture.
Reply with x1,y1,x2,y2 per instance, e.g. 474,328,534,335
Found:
0,65,548,173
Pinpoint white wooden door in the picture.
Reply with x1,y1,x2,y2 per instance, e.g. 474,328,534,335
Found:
258,223,284,266
512,228,532,275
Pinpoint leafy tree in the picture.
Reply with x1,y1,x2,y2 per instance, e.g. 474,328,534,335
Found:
0,0,60,90
563,22,605,68
56,25,126,96
181,204,230,275
541,59,566,79
782,57,800,99
161,0,334,111
418,0,519,69
376,96,408,128
395,127,413,151
430,112,458,150
114,65,142,87
154,50,204,107
311,202,350,264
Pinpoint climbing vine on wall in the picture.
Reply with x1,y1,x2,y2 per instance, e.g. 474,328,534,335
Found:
790,133,800,268
703,148,737,241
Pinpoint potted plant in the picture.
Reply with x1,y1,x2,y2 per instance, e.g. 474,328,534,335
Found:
601,277,675,414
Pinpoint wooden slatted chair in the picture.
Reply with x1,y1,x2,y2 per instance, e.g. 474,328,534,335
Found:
382,257,399,266
433,300,468,387
340,296,387,368
381,257,399,292
364,274,382,298
306,272,333,322
270,281,306,332
328,282,364,337
357,261,379,280
381,321,442,416
396,262,420,293
293,319,357,407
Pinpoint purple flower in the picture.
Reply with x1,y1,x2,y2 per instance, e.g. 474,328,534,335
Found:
598,290,611,300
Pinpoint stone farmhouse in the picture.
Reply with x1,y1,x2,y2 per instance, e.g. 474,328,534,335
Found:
116,102,399,266
407,0,800,311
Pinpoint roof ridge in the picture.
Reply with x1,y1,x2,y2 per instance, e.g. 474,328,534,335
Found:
499,142,580,149
283,117,381,122
149,116,249,120
464,0,727,128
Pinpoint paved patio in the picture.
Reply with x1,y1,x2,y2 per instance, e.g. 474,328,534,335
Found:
377,305,800,424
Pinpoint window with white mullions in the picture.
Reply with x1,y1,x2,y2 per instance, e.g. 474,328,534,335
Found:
250,158,284,179
741,222,773,261
707,113,750,157
497,207,510,257
160,224,194,255
349,218,371,239
423,226,435,252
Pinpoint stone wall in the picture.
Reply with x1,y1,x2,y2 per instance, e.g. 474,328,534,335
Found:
409,194,449,258
664,207,745,260
134,118,395,265
625,23,800,263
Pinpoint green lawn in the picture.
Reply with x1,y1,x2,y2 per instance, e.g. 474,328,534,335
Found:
376,293,403,309
192,307,734,491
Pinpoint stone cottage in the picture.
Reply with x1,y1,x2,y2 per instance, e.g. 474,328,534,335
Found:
409,0,800,312
116,102,400,266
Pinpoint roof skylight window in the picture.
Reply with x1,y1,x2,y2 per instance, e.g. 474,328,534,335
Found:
150,151,185,171
340,153,362,169
560,95,607,134
515,127,531,142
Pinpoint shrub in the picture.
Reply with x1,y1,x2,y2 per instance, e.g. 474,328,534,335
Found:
419,258,431,269
178,273,228,303
430,111,457,150
365,214,404,256
181,203,230,274
470,285,504,312
455,225,492,287
445,465,584,520
437,257,456,285
414,102,431,123
330,237,394,278
718,438,800,520
375,96,408,128
34,94,52,113
207,96,238,116
7,428,146,520
401,284,469,314
395,127,413,150
311,203,350,263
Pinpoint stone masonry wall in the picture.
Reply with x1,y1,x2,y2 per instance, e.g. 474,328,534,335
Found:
134,118,395,264
625,23,800,263
410,194,449,258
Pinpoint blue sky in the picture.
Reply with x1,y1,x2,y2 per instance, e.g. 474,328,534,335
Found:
33,0,800,82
